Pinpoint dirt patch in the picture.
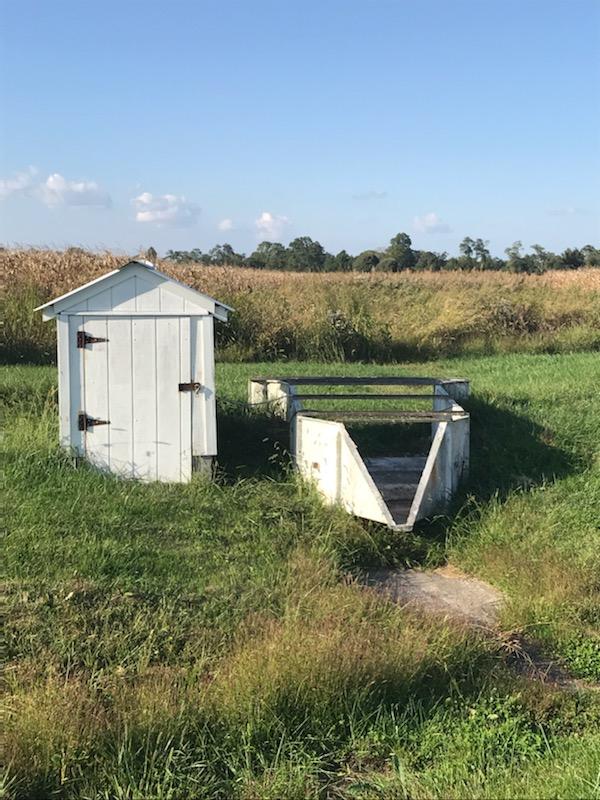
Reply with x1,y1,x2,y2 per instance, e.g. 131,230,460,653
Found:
363,565,503,629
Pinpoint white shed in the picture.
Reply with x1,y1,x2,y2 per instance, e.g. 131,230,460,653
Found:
36,259,232,482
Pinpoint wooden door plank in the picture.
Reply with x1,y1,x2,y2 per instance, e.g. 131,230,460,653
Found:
191,316,216,456
68,315,84,455
81,316,110,470
131,317,157,480
106,317,134,477
156,316,185,482
178,317,193,481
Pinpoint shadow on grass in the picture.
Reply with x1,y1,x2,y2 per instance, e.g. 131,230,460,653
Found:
461,396,576,501
216,400,291,482
413,397,579,553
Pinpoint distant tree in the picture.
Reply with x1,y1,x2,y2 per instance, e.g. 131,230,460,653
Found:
165,248,205,264
247,241,288,270
165,249,187,263
322,253,336,271
246,250,266,269
504,241,524,272
504,241,540,274
353,250,381,272
414,250,447,271
286,237,327,271
530,244,547,270
560,248,585,269
582,244,600,267
208,243,245,266
387,232,415,270
144,246,158,265
457,236,493,270
166,234,592,274
459,237,476,260
373,256,399,272
529,244,561,272
473,238,493,269
333,249,354,272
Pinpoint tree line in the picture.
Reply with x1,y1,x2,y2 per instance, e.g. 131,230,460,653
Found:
166,233,600,274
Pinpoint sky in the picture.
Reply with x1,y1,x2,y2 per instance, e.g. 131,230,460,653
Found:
1,0,599,257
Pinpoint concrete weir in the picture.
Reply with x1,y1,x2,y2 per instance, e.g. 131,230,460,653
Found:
248,376,470,531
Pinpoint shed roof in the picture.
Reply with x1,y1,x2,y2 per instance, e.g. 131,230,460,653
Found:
35,259,232,322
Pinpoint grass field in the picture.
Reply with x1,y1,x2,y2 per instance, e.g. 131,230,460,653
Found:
2,248,600,363
3,352,600,799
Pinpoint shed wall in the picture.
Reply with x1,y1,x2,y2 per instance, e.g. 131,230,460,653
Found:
60,312,217,479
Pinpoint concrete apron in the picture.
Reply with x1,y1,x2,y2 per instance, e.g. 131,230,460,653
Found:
363,565,502,629
362,566,600,691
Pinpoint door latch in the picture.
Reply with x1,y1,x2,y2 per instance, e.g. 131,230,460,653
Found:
178,381,202,393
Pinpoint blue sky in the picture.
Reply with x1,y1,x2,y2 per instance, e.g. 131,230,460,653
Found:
1,0,599,256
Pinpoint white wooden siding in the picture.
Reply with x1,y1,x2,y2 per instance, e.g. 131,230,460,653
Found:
192,316,217,456
178,318,193,478
81,317,111,471
106,316,134,475
69,314,204,482
60,267,215,316
56,315,70,448
67,315,84,455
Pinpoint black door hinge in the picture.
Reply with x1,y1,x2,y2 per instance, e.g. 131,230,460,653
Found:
77,331,108,348
78,413,110,431
178,381,202,392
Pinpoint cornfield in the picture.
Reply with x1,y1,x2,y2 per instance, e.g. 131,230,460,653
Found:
1,247,599,362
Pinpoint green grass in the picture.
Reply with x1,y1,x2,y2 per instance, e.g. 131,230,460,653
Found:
2,353,600,799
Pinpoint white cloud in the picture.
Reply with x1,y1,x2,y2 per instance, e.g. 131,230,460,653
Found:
255,210,289,240
413,212,451,234
133,192,200,227
37,173,111,208
0,166,112,209
0,166,37,198
218,217,233,231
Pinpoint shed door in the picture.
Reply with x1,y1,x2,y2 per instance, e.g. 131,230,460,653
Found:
73,315,194,482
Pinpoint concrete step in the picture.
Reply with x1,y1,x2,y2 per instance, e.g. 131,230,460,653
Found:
369,468,422,483
386,500,413,524
364,456,426,524
378,482,419,501
364,456,427,472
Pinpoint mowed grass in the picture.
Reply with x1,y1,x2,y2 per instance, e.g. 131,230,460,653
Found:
2,353,600,799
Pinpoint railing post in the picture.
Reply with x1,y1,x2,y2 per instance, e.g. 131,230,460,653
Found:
248,379,268,405
439,379,470,402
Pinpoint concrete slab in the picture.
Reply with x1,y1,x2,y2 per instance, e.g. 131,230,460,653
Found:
364,565,503,628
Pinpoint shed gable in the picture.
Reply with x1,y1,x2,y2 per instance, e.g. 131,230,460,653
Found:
60,267,211,315
37,261,229,319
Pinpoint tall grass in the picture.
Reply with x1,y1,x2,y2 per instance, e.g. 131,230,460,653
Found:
3,354,600,798
1,248,599,363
